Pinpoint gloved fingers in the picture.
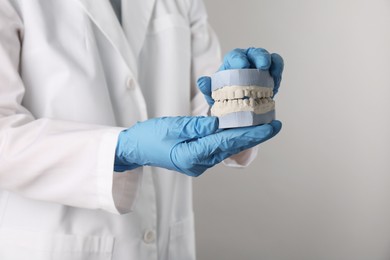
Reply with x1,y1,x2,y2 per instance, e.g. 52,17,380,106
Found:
170,116,219,139
197,76,214,106
199,120,282,165
170,141,213,177
202,148,242,167
170,120,282,176
197,76,211,97
246,47,271,70
269,53,284,97
219,48,251,70
190,123,276,162
267,120,283,139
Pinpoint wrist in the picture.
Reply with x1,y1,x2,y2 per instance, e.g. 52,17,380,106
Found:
113,155,140,172
114,130,141,172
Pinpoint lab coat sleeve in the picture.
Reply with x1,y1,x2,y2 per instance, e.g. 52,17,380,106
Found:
188,0,258,167
0,1,139,215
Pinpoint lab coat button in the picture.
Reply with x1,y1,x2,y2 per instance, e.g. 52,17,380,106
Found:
126,77,136,90
143,230,156,244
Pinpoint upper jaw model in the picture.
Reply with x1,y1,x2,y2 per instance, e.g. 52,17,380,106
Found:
211,69,275,128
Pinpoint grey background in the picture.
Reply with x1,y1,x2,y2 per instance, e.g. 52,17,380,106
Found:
193,1,390,260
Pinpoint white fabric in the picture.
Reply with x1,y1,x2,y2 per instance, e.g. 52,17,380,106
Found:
0,0,256,259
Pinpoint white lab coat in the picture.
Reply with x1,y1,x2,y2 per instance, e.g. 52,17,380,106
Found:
0,0,257,259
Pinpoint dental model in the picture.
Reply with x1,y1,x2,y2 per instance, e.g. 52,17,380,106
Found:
211,69,275,128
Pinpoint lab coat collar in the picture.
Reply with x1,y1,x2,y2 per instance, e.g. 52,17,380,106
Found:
122,0,156,64
74,0,156,78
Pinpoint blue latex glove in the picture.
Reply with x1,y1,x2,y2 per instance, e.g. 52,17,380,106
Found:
197,47,284,106
114,116,281,177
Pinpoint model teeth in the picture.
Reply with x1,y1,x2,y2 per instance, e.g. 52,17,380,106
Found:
211,85,273,101
235,89,244,99
211,97,275,117
211,85,275,117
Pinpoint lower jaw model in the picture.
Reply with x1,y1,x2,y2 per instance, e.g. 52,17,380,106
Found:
210,69,275,128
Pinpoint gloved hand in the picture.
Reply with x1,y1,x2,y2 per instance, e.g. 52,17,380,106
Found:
197,47,284,106
114,116,281,177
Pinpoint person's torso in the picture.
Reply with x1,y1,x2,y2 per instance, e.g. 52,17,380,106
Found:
0,0,195,259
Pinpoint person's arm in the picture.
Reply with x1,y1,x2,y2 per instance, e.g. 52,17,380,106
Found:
0,1,140,214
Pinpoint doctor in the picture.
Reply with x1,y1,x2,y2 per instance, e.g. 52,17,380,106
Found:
0,0,283,259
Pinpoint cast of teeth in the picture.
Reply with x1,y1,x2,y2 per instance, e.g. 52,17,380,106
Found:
211,85,273,101
211,85,275,117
